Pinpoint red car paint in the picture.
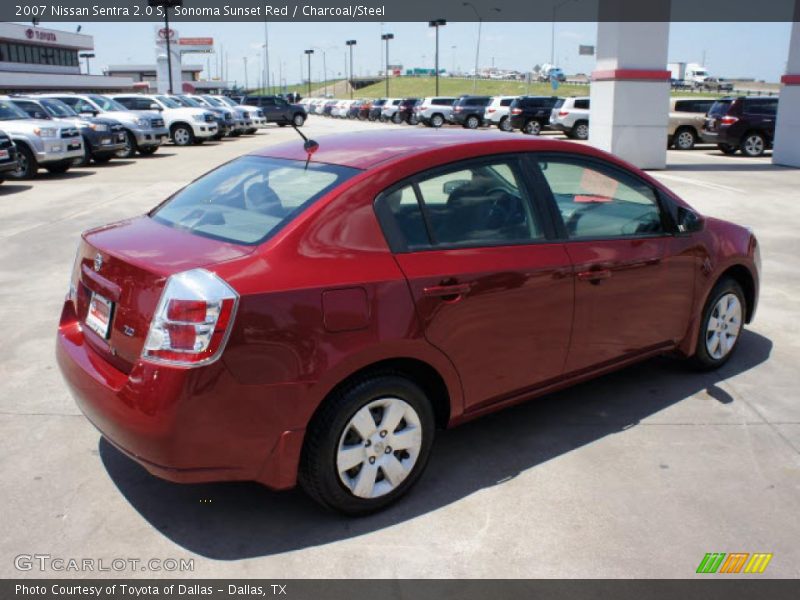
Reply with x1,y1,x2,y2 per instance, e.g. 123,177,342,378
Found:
56,129,759,490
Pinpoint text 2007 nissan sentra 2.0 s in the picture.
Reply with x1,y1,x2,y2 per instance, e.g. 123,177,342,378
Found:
57,129,759,515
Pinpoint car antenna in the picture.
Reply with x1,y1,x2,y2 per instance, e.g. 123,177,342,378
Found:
292,124,318,170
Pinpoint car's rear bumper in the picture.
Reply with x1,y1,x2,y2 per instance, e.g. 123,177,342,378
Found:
56,299,305,490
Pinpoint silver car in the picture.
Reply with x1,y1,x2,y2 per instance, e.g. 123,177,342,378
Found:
417,97,457,128
549,96,590,140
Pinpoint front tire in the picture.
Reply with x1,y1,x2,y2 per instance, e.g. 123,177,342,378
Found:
293,113,306,127
299,374,435,515
45,161,71,175
10,144,36,179
430,114,445,128
718,143,738,155
116,130,137,159
690,277,746,370
171,124,195,146
138,146,158,156
391,112,402,124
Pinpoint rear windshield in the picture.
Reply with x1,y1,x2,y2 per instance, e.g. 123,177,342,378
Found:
151,156,360,245
708,100,733,116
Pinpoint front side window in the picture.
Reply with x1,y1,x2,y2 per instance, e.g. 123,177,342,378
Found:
538,158,664,239
152,156,359,245
155,96,181,109
378,159,544,251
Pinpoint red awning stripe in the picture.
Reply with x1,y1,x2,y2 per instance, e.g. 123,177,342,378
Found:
592,69,671,82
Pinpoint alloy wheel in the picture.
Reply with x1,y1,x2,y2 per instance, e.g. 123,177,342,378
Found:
705,293,742,360
336,397,423,499
743,134,765,157
431,115,444,128
173,128,191,146
575,123,589,140
525,120,541,135
676,130,695,150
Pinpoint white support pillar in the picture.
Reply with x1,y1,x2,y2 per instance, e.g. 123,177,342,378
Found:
590,6,670,169
773,18,800,167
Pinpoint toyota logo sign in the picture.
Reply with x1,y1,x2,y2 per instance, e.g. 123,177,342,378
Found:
25,28,34,39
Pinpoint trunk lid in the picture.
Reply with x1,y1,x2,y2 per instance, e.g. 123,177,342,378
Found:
73,216,254,371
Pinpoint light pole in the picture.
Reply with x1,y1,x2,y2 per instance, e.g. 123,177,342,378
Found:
451,45,457,75
304,49,314,96
381,33,394,97
428,20,446,95
79,52,95,75
148,0,183,95
243,56,248,90
263,18,270,94
463,2,500,92
346,39,357,99
551,0,577,67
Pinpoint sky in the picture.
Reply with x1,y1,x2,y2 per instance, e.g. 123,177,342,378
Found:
19,20,793,86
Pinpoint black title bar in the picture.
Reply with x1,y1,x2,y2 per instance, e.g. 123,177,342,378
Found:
3,0,800,22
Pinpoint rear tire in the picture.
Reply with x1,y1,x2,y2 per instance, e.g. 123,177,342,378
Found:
690,278,746,371
465,115,480,129
498,116,512,132
430,114,445,128
391,112,402,124
299,373,435,515
138,146,158,156
523,120,542,135
673,127,697,150
718,143,738,155
573,121,589,140
741,132,767,157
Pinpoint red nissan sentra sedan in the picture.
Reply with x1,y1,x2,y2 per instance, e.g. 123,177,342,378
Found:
57,129,759,514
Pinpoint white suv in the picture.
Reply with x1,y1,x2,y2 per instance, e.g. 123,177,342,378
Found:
417,97,457,128
484,96,519,131
549,96,590,140
111,94,218,146
380,99,403,122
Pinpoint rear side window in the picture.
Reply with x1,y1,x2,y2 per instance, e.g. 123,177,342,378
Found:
574,99,590,110
538,158,663,239
708,100,733,116
377,159,544,251
500,98,515,107
676,99,714,113
152,156,359,245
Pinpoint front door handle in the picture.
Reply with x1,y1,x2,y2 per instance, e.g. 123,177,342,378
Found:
577,269,612,283
423,283,472,299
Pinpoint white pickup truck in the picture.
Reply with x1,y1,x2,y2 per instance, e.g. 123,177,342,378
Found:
110,94,218,146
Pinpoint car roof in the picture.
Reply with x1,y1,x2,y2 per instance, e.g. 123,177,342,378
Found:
250,128,608,170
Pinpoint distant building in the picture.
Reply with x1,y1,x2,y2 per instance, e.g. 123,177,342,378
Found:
0,22,133,92
104,64,228,93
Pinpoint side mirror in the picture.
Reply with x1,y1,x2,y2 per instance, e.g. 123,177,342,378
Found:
150,103,163,111
443,179,470,195
677,206,704,233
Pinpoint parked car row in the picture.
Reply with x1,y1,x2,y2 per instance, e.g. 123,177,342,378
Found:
303,93,779,157
0,93,270,181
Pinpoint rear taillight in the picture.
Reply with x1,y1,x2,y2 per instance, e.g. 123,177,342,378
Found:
558,110,570,117
487,108,496,113
454,106,462,112
142,268,238,367
720,116,739,125
511,108,522,115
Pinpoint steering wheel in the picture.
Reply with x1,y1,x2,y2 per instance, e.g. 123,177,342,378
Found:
483,186,520,228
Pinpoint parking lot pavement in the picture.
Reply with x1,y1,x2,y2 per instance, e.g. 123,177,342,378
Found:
1,120,799,579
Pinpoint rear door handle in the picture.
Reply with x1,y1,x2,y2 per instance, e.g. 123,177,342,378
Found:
577,269,612,283
423,283,472,298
